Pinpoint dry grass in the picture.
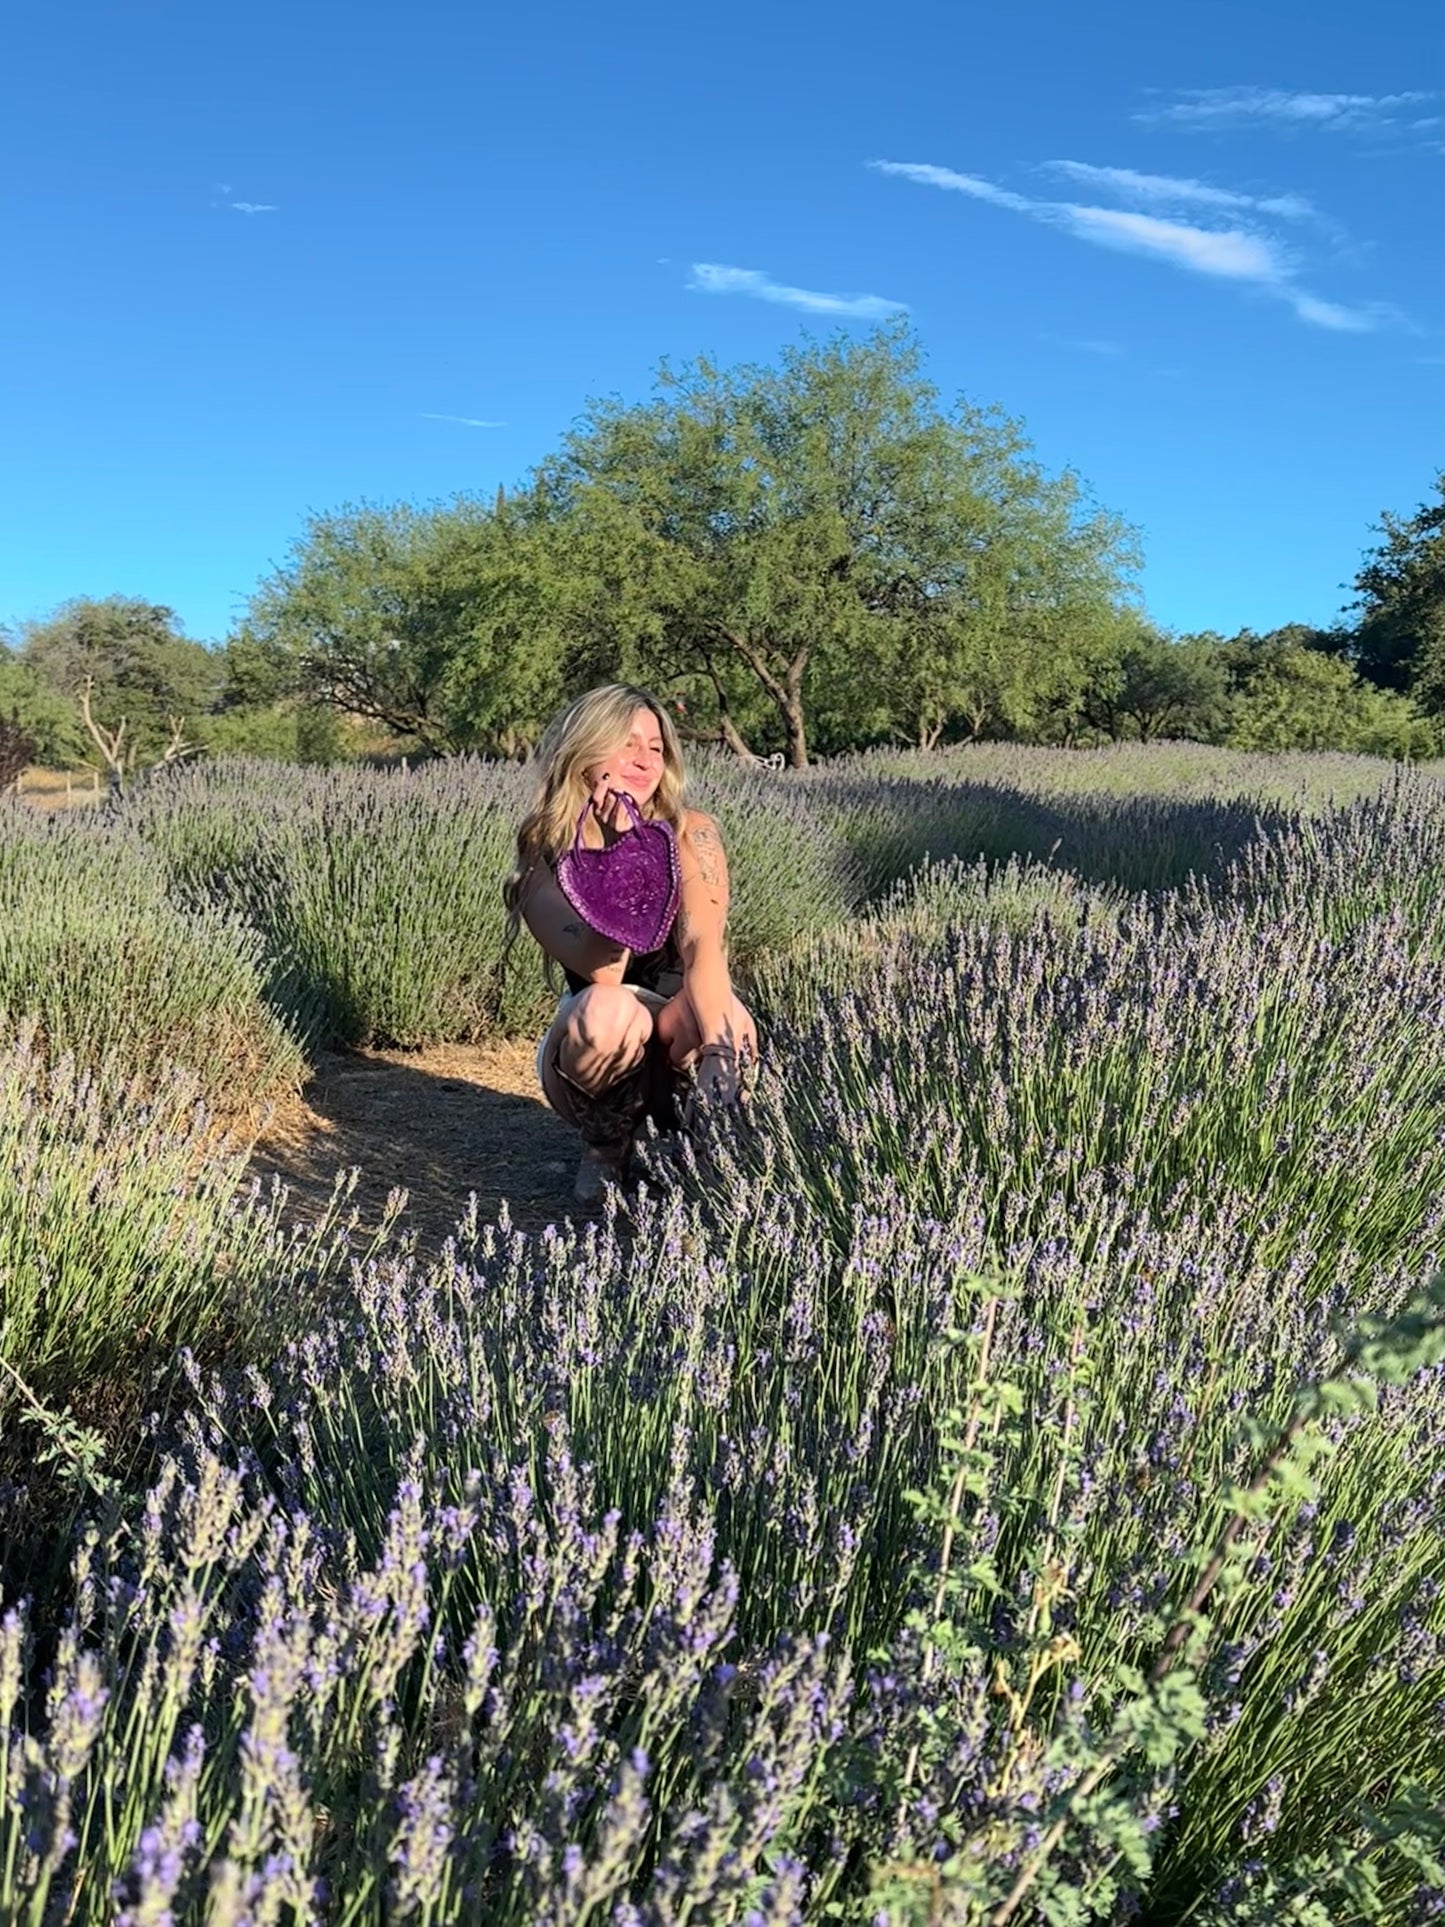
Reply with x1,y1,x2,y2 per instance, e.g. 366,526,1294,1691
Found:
13,766,102,810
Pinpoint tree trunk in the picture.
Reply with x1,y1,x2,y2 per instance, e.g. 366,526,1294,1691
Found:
717,627,812,769
683,656,763,762
782,698,808,769
718,710,760,762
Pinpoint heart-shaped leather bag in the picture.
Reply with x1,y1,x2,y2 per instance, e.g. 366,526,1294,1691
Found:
556,791,682,952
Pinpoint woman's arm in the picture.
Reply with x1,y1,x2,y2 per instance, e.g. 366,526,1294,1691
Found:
519,862,629,987
676,812,741,1052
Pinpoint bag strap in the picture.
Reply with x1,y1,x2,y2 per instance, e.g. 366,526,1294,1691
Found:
570,790,646,850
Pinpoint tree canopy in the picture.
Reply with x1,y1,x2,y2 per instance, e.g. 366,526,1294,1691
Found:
3,598,219,766
527,323,1139,764
1347,473,1445,716
5,333,1439,773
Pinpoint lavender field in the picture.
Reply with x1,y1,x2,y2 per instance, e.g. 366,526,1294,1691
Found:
3,744,1445,1924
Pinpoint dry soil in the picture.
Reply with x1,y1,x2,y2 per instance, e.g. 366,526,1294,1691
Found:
247,1037,587,1252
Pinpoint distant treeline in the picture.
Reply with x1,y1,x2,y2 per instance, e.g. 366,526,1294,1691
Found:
3,323,1442,772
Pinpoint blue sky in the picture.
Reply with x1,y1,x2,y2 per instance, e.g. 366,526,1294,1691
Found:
1,0,1441,648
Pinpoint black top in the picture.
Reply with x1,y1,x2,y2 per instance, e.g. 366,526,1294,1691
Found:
563,924,683,999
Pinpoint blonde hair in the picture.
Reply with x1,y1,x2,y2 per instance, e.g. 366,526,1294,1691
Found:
502,684,688,964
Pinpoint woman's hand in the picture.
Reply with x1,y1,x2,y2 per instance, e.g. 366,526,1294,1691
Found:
694,1045,741,1107
587,771,638,840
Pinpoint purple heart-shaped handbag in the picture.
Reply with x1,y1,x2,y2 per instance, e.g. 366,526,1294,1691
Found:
556,790,682,951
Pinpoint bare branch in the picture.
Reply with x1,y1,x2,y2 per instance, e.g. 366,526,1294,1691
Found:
78,676,128,795
156,715,202,767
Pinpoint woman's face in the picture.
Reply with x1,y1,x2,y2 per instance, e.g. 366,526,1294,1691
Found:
585,705,667,808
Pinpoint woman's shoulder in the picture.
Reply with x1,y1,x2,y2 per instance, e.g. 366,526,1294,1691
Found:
679,806,723,841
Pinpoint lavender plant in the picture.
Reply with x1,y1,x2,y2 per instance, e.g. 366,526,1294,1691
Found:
3,1222,1443,1922
124,758,549,1048
0,1021,389,1603
0,804,302,1108
4,745,1445,1921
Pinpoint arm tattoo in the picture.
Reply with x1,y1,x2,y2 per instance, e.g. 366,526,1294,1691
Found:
690,823,724,888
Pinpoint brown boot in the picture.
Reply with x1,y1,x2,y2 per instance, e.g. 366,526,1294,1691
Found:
573,1142,629,1204
555,1062,649,1203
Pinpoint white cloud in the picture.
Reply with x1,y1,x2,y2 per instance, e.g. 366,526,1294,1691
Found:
1039,333,1125,357
1058,204,1283,279
421,413,506,428
868,161,1033,211
871,158,1384,331
687,263,907,318
1046,161,1318,224
1286,294,1381,332
229,201,276,214
1140,88,1435,133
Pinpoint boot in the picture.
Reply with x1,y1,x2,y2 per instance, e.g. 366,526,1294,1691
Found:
556,1062,649,1203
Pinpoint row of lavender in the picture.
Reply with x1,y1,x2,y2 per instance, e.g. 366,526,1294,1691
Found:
2,742,1397,1110
5,744,1381,1449
4,758,1445,1920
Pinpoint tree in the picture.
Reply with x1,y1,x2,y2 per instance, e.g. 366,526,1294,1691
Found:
536,324,1137,766
13,597,220,764
1347,474,1445,704
0,643,75,765
239,497,572,755
1222,633,1434,758
0,711,36,791
1082,624,1231,743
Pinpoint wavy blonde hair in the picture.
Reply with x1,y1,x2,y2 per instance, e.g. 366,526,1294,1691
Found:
502,684,688,963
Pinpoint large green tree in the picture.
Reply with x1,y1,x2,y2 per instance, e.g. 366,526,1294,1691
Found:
1347,474,1445,708
533,324,1137,765
10,597,220,768
238,496,573,755
1081,622,1232,744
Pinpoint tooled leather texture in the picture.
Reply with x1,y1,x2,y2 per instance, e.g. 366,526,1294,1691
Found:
556,792,682,952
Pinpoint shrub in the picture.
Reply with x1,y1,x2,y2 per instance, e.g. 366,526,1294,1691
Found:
0,806,303,1109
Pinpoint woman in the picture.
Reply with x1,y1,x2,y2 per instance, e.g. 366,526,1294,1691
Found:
503,684,759,1203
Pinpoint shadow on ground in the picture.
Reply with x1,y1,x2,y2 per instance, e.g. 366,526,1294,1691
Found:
248,1039,586,1252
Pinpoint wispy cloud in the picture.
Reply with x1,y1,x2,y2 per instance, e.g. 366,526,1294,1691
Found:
1138,87,1436,133
1039,332,1125,357
209,184,278,214
687,262,907,318
870,159,1382,332
421,413,506,428
1046,161,1318,224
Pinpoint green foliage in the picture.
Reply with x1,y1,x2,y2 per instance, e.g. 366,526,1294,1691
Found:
11,596,220,764
1222,632,1436,757
1348,470,1445,703
0,709,35,789
197,700,351,764
0,644,89,766
238,496,573,755
1083,621,1232,743
535,323,1139,764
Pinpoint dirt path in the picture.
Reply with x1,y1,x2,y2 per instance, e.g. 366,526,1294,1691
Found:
247,1038,587,1251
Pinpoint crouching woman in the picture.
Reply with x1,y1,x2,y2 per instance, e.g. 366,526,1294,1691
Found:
502,684,758,1202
